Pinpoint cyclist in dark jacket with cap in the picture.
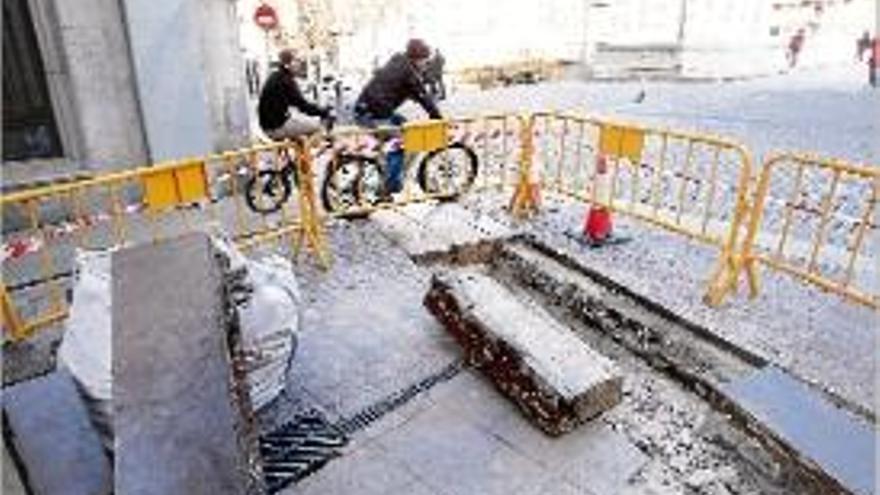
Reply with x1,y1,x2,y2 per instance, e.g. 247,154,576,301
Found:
353,39,442,194
354,39,442,128
258,49,331,140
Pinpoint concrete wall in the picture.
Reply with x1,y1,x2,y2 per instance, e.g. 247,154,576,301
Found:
4,0,250,188
43,0,147,171
122,0,249,162
196,0,251,152
590,0,682,47
681,0,779,78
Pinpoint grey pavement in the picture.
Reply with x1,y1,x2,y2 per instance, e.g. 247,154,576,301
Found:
274,212,783,494
2,439,27,495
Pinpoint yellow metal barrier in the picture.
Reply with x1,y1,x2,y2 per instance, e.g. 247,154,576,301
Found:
1,139,328,341
521,112,753,251
707,153,879,309
4,111,873,342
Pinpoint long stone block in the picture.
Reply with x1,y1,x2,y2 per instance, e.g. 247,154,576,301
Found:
113,233,263,494
424,269,622,435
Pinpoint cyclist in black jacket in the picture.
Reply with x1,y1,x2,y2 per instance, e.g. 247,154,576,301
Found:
258,49,331,140
353,39,441,128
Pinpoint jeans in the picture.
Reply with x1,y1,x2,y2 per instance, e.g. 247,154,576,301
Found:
354,109,407,193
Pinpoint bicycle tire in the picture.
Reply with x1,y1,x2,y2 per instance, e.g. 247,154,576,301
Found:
417,142,479,198
245,169,292,214
320,154,386,216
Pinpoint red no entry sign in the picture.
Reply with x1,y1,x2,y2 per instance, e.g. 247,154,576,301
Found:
254,3,278,31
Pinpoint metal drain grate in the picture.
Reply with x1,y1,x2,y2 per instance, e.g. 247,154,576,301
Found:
261,410,347,493
335,359,464,436
261,359,464,493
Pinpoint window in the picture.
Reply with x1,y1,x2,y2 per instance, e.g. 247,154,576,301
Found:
2,0,63,161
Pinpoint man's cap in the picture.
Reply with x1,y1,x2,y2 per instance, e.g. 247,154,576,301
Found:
279,49,295,66
406,39,431,60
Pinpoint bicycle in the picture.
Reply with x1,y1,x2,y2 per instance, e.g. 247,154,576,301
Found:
245,123,479,217
320,129,478,215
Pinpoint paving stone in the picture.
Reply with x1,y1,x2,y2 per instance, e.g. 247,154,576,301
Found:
377,402,547,495
2,440,27,495
346,388,437,450
425,268,623,435
2,369,112,495
113,234,262,494
288,442,419,495
514,471,593,495
559,423,650,495
426,371,515,428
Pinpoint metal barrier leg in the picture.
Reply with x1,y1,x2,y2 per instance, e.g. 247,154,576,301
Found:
1,285,25,341
509,115,539,218
294,138,331,269
746,257,761,298
704,251,739,306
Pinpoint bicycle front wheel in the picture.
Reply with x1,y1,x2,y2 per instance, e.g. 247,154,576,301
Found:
245,169,292,214
321,154,386,216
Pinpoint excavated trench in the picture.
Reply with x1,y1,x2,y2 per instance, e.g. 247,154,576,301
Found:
415,235,875,495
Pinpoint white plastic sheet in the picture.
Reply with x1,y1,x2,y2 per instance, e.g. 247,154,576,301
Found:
57,249,114,449
58,234,301,436
57,250,112,403
236,252,302,410
208,233,302,410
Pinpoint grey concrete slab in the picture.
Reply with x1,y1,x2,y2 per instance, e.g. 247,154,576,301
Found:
286,222,461,421
425,371,516,429
377,402,547,495
514,472,593,495
2,369,112,495
286,442,421,495
2,441,28,495
431,371,649,494
113,234,262,495
346,386,438,451
559,423,650,495
722,366,877,495
462,192,878,418
2,324,64,386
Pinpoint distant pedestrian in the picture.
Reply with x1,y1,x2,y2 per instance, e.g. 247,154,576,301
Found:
425,50,447,100
856,31,871,61
868,37,879,87
787,29,806,68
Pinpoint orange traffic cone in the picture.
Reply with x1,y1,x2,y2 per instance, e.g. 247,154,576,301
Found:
583,154,613,245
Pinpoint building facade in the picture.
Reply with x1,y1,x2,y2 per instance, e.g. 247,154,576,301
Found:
2,0,249,189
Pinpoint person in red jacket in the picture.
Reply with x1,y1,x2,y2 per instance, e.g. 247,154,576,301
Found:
787,29,806,68
868,37,880,87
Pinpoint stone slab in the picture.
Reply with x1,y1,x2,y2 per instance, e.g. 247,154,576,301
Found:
371,202,511,259
113,233,262,494
424,268,622,435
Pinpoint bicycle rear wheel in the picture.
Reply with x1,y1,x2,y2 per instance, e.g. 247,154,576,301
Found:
417,142,479,198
